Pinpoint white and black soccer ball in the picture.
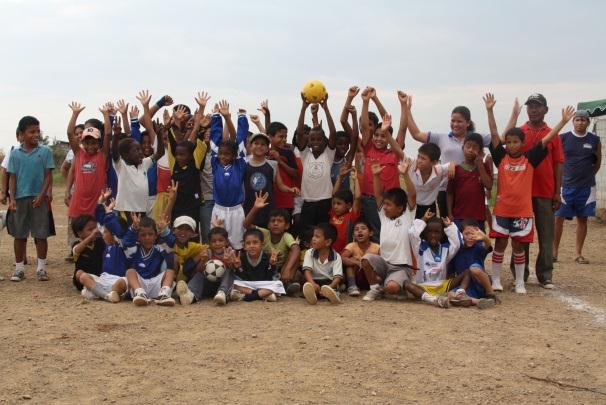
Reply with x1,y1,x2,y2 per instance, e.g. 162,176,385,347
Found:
204,259,226,282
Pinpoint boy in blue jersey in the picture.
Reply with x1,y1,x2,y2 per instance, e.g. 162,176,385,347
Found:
209,101,248,249
124,213,176,306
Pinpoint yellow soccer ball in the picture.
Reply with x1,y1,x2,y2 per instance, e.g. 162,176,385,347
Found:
302,80,328,103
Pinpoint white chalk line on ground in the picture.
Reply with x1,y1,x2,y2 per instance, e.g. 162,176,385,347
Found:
549,289,606,327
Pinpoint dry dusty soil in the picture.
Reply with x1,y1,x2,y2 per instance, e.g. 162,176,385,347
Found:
0,188,605,404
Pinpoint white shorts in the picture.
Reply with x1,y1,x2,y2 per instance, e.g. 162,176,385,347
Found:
233,279,286,294
211,203,245,250
146,195,156,217
293,197,303,216
129,271,173,299
81,273,128,299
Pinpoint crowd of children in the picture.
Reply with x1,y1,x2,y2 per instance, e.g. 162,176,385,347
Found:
2,86,595,310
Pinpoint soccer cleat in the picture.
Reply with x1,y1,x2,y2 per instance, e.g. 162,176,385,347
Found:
514,283,527,294
36,269,49,281
285,282,301,297
133,291,150,306
265,293,277,302
10,269,25,282
476,298,496,310
347,286,360,297
491,278,503,292
155,294,176,307
213,290,227,306
105,291,121,303
176,280,195,305
436,296,450,309
362,287,382,301
302,282,317,305
320,285,341,304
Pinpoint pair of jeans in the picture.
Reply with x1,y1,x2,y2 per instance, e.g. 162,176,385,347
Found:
199,199,215,244
360,195,380,243
187,268,234,300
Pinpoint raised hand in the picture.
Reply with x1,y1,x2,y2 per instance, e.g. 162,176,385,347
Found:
212,216,225,229
162,109,171,127
218,100,230,117
200,114,211,128
99,102,110,115
562,105,575,122
338,162,352,178
106,102,117,116
233,251,241,269
397,91,408,107
442,216,452,227
319,93,329,108
167,180,179,201
347,105,357,115
130,105,140,120
447,161,456,179
511,97,522,118
381,113,392,131
249,114,261,125
112,116,122,134
367,86,376,99
156,213,169,231
483,93,496,110
195,91,211,108
98,187,112,204
422,209,435,222
105,198,116,213
258,99,269,116
159,95,174,107
370,160,384,176
68,101,85,114
131,212,141,230
173,105,188,123
361,87,372,102
300,92,310,107
474,228,487,241
398,157,412,175
348,86,360,99
254,191,269,210
269,249,279,266
117,99,129,115
136,90,152,106
310,103,319,115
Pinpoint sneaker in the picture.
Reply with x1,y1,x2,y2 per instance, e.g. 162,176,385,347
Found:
347,286,360,297
10,269,25,282
450,297,472,307
213,290,227,306
436,296,450,309
155,294,176,307
491,278,503,292
105,291,121,303
302,282,318,305
320,285,341,304
540,281,554,290
285,282,301,297
36,269,49,281
229,289,245,302
176,280,195,305
514,282,527,294
476,298,496,310
265,293,277,302
81,288,96,300
133,291,150,306
362,287,382,301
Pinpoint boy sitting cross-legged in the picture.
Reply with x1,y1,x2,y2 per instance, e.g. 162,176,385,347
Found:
243,191,302,296
301,223,344,305
361,158,416,301
340,219,380,296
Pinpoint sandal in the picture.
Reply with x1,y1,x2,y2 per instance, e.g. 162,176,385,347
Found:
575,256,589,264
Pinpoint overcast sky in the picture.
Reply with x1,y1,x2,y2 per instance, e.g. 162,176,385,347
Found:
2,0,605,156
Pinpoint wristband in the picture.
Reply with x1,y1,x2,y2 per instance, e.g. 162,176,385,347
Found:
156,96,167,109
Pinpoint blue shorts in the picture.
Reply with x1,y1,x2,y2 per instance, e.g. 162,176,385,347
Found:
556,186,596,219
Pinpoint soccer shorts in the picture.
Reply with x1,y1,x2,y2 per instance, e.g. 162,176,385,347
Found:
556,186,596,219
419,279,454,296
489,216,534,243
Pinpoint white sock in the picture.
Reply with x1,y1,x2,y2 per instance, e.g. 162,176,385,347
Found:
513,252,525,286
422,292,437,303
135,288,146,296
370,284,380,291
15,262,25,272
37,258,46,271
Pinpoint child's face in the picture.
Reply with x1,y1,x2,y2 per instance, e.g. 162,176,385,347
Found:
335,136,350,157
82,137,100,155
138,226,157,250
77,220,98,240
353,223,371,243
416,152,434,171
74,126,84,142
450,112,469,136
462,226,479,247
175,145,192,167
174,225,196,245
209,233,228,254
251,138,269,158
218,146,235,166
311,229,331,250
127,142,144,165
20,124,40,148
462,141,481,163
424,222,444,247
505,134,524,157
573,116,590,133
102,227,115,245
141,135,153,157
271,129,287,149
308,130,327,154
332,197,351,216
268,215,288,235
372,129,388,149
382,198,404,220
244,235,263,257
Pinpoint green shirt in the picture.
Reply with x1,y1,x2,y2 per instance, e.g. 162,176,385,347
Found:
256,226,298,270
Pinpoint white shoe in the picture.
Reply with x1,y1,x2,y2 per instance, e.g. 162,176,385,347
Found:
491,278,503,292
320,285,341,304
229,289,246,302
213,290,227,306
514,282,527,294
81,288,96,300
362,287,382,301
265,293,277,302
105,291,121,303
176,280,194,305
347,286,360,297
302,282,317,305
133,291,150,306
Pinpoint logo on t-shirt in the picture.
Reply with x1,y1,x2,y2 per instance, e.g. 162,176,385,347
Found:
250,172,268,191
81,160,97,173
309,162,325,179
504,163,526,172
583,143,593,149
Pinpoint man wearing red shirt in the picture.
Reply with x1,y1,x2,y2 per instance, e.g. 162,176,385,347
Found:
510,94,563,289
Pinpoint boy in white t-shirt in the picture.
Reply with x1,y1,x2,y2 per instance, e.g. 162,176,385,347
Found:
361,158,416,301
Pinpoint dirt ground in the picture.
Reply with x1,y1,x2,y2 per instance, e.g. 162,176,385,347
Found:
1,187,605,404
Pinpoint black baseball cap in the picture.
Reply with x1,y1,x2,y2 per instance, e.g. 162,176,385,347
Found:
525,93,547,107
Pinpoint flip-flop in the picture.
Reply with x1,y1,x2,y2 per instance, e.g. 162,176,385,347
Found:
575,256,589,264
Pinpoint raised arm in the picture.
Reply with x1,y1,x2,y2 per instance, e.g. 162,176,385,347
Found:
149,95,174,119
371,89,388,120
396,91,408,149
345,105,359,165
257,99,271,132
117,99,130,135
382,114,405,161
360,87,373,147
405,95,429,144
351,167,361,215
476,154,493,191
340,86,359,135
296,93,310,150
67,102,85,153
484,94,502,148
320,95,337,149
100,103,112,158
243,192,268,229
249,114,265,134
541,106,575,147
370,160,384,207
399,158,416,210
501,98,523,142
332,163,351,196
218,100,236,140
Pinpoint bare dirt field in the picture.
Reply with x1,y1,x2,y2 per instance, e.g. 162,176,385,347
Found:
1,187,605,404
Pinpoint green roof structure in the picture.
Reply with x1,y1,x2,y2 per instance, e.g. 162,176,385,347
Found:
577,99,606,117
